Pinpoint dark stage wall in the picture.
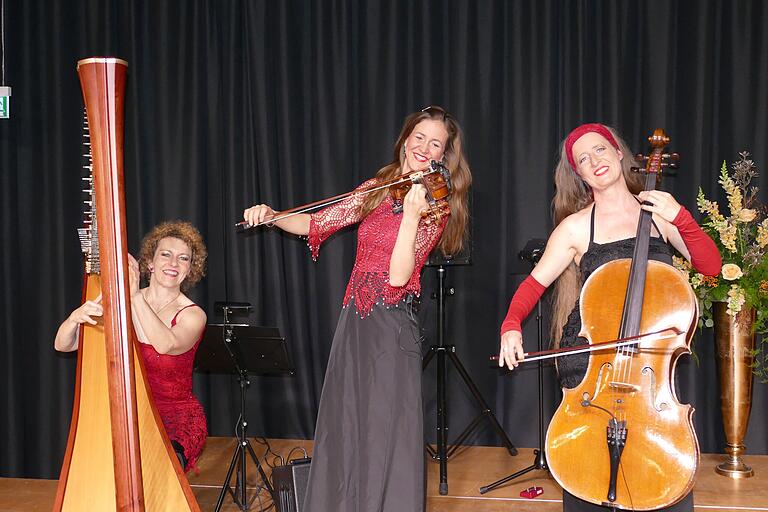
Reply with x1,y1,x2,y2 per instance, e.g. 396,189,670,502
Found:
2,0,767,479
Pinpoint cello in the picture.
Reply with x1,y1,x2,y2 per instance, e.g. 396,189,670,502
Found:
53,58,199,511
545,129,699,510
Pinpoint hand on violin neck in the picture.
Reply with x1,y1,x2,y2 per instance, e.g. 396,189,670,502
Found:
401,183,429,220
637,190,682,223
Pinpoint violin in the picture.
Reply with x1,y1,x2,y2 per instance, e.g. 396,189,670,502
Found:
544,129,698,510
389,161,452,223
234,160,452,232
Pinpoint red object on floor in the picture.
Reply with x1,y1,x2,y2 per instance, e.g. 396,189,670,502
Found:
520,486,544,499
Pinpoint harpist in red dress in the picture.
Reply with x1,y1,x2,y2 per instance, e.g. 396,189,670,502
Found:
138,304,207,471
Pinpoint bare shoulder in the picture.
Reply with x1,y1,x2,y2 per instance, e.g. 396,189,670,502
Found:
175,299,207,327
555,205,592,239
550,205,592,259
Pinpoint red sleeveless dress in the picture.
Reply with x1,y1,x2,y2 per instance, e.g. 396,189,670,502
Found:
138,304,207,471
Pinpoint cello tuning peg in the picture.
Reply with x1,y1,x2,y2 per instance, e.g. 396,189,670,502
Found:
634,153,649,161
662,152,680,162
630,166,646,173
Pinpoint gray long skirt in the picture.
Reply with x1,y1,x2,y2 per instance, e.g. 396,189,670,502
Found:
303,298,425,512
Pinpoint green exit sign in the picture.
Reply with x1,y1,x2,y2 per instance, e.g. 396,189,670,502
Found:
0,86,11,119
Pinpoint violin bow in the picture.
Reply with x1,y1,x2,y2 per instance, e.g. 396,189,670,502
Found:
491,326,684,365
234,161,447,232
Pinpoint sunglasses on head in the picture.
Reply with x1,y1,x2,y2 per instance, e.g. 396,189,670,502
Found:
420,105,452,121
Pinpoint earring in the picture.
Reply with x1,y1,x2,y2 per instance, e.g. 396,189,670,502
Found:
403,144,407,157
149,266,154,273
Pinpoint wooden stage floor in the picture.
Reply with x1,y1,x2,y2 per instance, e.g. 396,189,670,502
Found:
1,437,767,511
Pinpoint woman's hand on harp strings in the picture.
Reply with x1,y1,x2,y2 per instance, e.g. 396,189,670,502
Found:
499,330,525,370
128,253,141,297
68,294,104,326
55,294,103,352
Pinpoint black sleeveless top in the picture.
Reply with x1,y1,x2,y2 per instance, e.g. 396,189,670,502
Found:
557,206,673,389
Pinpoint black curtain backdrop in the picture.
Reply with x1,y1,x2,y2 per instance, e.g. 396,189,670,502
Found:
2,0,767,479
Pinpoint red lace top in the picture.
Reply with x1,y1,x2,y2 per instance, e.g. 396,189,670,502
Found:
138,304,207,471
308,178,447,316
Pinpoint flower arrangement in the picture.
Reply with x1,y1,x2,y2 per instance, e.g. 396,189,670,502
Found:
673,152,768,377
673,152,768,329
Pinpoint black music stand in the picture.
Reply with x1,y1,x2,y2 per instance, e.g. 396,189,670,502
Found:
194,302,294,512
480,239,549,494
422,251,517,495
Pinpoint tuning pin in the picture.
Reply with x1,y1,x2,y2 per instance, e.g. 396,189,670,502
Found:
634,153,649,161
662,152,680,169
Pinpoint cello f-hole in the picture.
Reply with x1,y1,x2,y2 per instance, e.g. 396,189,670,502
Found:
642,366,669,412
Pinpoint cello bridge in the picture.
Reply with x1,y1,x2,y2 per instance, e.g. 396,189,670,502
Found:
607,381,640,393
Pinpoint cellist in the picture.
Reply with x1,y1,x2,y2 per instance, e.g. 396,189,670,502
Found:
497,123,721,511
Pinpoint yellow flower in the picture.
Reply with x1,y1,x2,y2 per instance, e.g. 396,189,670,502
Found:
702,275,719,287
727,284,746,316
718,224,738,253
737,209,757,222
697,190,724,222
719,162,743,216
760,281,768,296
672,255,691,272
758,219,768,248
721,263,744,280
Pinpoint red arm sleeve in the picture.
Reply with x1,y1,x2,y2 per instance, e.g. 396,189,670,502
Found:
500,275,547,335
672,207,722,277
307,178,376,260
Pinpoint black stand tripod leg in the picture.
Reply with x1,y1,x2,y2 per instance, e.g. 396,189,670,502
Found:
245,440,275,497
479,457,539,494
215,441,243,511
445,350,517,456
436,345,448,495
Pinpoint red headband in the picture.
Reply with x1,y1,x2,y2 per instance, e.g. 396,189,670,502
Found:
565,123,619,171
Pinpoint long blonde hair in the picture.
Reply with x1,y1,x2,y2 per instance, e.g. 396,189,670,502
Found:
359,107,472,256
549,125,643,345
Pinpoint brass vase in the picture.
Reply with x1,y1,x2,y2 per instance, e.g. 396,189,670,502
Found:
713,302,756,478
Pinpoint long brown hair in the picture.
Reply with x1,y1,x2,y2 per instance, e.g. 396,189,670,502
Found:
549,125,643,345
358,107,472,256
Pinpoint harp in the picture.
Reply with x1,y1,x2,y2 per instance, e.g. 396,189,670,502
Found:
53,58,199,511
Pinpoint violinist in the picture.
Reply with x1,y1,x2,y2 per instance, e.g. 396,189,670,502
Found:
497,123,721,511
242,106,472,512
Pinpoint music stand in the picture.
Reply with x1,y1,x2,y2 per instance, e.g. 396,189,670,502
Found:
422,250,517,495
194,302,293,512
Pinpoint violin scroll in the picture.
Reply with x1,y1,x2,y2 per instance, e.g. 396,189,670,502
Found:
390,160,452,224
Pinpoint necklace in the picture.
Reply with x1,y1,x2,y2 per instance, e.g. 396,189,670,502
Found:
145,291,181,315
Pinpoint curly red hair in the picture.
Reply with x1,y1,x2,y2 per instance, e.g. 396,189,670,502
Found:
138,221,207,291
